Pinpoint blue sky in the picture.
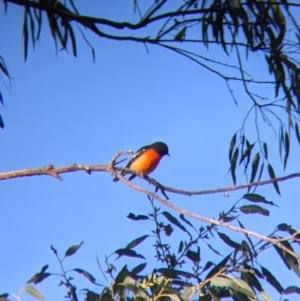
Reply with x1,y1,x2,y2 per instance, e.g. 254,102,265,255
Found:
1,1,300,301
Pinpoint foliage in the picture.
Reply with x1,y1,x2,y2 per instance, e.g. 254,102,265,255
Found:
2,196,300,301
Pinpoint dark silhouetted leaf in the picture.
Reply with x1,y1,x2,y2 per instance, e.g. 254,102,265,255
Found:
295,124,300,144
50,245,57,255
65,241,84,258
202,261,214,274
242,193,276,206
250,153,260,183
179,214,193,228
263,142,268,159
162,211,187,233
0,294,9,301
240,205,269,216
284,286,300,295
73,269,98,284
268,164,281,195
229,133,237,161
115,248,145,259
127,213,149,221
284,132,290,170
113,265,128,294
174,26,187,41
217,232,240,249
27,273,51,285
261,266,284,294
126,235,149,249
0,115,4,129
277,223,291,232
206,254,231,279
230,148,239,185
0,56,10,77
164,224,173,236
178,241,184,253
131,263,147,276
0,92,3,106
186,248,200,263
23,9,29,61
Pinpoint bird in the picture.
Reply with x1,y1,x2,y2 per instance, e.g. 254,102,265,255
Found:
113,141,170,181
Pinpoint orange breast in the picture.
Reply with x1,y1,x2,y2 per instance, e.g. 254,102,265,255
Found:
129,149,162,174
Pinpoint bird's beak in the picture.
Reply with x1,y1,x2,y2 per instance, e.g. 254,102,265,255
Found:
167,153,171,157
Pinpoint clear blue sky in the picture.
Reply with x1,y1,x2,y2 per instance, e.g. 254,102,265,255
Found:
1,1,300,301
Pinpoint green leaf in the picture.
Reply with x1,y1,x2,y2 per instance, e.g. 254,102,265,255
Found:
260,290,272,301
241,270,262,292
240,205,269,216
121,283,150,301
126,235,149,249
181,286,195,301
64,241,84,258
24,285,45,301
267,164,281,195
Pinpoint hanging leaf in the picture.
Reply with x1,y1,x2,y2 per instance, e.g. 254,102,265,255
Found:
267,164,281,195
217,232,240,249
229,133,237,161
261,266,284,294
231,148,239,185
283,132,290,170
250,153,260,183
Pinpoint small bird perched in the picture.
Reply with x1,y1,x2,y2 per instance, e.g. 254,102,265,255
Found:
113,141,170,181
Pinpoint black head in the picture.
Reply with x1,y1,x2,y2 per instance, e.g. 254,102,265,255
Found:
151,142,170,156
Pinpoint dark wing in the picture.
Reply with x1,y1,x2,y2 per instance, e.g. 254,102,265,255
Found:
125,144,150,168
